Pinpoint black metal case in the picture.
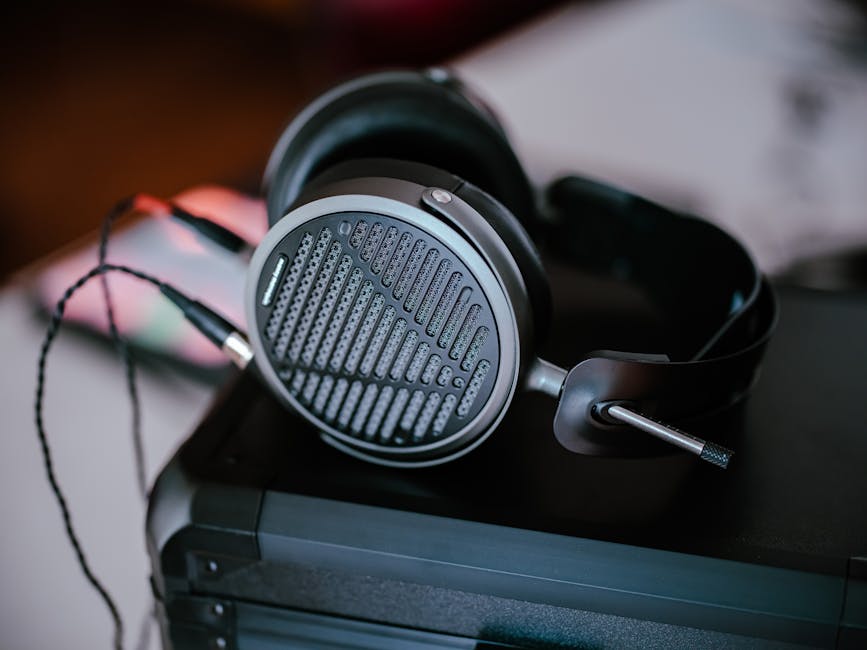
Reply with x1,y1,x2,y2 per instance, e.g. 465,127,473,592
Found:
147,284,867,649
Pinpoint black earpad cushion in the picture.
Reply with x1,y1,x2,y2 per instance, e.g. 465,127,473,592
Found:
300,158,551,343
263,70,537,232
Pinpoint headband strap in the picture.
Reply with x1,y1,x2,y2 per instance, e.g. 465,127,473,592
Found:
546,176,777,456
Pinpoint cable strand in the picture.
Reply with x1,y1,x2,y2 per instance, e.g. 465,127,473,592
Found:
97,196,149,500
35,262,163,650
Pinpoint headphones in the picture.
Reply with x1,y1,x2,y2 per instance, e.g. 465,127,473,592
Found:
244,68,777,468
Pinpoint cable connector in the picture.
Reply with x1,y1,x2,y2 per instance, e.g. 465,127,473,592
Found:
168,204,251,255
222,332,254,369
158,284,253,369
133,194,252,256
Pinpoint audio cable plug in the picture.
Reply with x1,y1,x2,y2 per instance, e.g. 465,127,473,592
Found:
36,192,255,650
158,284,254,369
133,194,254,258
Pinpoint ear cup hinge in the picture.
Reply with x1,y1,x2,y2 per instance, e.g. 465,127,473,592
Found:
550,324,772,461
523,358,567,398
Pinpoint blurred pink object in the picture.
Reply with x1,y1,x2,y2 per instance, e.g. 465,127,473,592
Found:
33,186,266,369
172,185,269,245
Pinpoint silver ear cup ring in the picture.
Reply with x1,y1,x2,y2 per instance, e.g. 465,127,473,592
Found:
246,177,530,466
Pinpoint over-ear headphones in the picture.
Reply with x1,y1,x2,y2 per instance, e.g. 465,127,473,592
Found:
245,68,777,468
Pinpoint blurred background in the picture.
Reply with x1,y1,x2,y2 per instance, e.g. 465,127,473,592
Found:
0,0,564,281
1,0,866,286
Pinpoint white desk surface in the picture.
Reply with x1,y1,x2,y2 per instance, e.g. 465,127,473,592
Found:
453,0,867,273
0,285,213,650
2,0,866,648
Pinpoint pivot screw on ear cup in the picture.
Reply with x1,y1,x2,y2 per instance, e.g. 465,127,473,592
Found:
431,189,453,204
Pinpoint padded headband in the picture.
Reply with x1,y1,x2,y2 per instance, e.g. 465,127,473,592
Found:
545,176,777,455
262,70,537,230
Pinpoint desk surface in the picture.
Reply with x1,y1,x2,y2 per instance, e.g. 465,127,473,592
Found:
0,285,213,650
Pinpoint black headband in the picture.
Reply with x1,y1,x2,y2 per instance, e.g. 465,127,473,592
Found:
545,176,777,456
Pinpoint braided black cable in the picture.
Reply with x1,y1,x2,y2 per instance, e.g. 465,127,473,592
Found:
34,262,164,650
97,196,149,500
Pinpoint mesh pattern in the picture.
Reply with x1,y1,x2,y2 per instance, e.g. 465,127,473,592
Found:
256,213,500,447
265,234,313,340
700,442,733,468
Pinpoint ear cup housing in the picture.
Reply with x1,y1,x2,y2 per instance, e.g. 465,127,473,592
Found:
263,70,538,233
247,174,530,465
301,158,551,342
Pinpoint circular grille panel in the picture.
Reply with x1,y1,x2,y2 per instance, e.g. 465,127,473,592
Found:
254,212,501,449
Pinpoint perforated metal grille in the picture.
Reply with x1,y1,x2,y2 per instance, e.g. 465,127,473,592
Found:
254,212,500,448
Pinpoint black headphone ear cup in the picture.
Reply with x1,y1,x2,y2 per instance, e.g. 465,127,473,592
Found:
301,157,552,342
263,70,537,230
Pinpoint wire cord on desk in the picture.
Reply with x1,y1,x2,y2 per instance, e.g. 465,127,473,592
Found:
34,262,164,650
34,196,253,649
94,192,250,502
97,196,149,501
97,196,154,650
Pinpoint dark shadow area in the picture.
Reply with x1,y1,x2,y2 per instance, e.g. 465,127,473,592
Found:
0,0,563,280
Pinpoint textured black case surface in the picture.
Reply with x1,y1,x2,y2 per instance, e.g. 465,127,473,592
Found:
148,283,867,649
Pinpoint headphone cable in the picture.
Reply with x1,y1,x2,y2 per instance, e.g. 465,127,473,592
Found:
36,262,161,650
35,197,253,650
132,193,253,256
97,197,148,500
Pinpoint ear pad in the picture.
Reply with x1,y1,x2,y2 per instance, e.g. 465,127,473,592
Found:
262,70,538,232
302,158,552,342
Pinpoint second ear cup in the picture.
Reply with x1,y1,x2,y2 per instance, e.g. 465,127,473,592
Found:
263,70,538,232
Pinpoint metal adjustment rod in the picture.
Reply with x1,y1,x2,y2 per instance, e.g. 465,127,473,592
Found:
604,405,734,469
527,359,734,468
